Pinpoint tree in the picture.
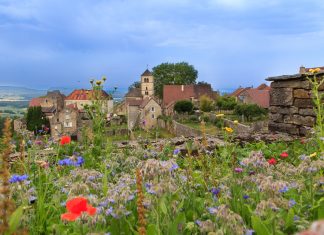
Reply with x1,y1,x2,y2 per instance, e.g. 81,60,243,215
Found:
152,62,198,98
199,95,214,112
174,100,194,114
26,106,48,133
128,81,141,91
234,103,267,121
216,96,237,110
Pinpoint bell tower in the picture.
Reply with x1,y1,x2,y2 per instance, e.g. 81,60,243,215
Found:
141,69,154,97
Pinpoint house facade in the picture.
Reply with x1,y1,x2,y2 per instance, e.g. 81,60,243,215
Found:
163,84,215,114
124,69,162,130
230,84,270,108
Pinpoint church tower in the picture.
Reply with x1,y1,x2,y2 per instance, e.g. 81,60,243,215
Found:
141,69,154,97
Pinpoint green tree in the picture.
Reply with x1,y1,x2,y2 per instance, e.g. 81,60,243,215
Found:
199,95,214,112
216,96,237,110
234,103,267,121
174,100,194,114
128,81,141,91
152,62,198,98
26,106,48,133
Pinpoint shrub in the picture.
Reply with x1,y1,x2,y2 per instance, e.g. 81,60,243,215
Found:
234,103,267,121
199,95,214,112
174,100,194,114
216,96,237,110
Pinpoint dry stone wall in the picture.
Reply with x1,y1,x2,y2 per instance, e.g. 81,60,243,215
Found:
268,77,323,136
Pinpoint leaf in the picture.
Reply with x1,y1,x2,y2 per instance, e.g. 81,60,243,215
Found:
285,209,294,229
147,224,158,235
318,200,324,219
7,206,24,234
159,198,168,215
251,216,271,235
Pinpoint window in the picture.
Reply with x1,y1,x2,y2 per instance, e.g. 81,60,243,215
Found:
45,99,48,103
151,107,155,112
145,91,148,95
64,122,73,128
151,114,155,119
65,114,70,120
144,78,149,83
146,87,148,90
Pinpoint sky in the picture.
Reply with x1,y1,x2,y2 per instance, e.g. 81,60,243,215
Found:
0,0,323,92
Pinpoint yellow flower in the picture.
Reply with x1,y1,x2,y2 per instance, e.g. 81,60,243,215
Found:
314,68,321,73
309,152,317,157
224,127,233,133
96,80,102,86
215,113,225,117
233,120,239,124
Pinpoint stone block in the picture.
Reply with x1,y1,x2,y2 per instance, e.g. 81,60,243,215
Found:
299,126,314,136
268,121,299,135
270,88,293,106
299,108,316,116
294,89,311,98
271,80,311,89
294,98,313,108
269,113,283,122
292,115,315,126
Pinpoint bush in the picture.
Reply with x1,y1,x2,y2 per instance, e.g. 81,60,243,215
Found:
189,115,199,123
174,100,194,114
234,103,267,121
216,96,237,110
199,95,214,112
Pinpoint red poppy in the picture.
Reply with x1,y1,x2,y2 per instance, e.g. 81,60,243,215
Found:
268,158,277,165
60,136,71,145
61,197,96,221
280,152,288,158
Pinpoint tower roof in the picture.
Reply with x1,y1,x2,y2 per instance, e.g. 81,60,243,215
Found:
141,69,152,76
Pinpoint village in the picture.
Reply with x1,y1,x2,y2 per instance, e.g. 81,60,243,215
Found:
12,65,323,145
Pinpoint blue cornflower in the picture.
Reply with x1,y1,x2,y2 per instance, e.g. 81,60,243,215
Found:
106,207,113,216
293,215,300,221
58,156,84,167
279,186,289,193
243,195,249,199
289,199,296,208
9,174,28,183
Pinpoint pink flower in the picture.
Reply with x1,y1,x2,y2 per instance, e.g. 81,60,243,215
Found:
268,158,277,165
234,167,243,173
280,152,288,158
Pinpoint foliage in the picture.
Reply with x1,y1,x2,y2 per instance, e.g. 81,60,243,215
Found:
26,106,49,133
128,81,141,91
199,95,214,112
234,103,267,121
216,96,237,110
152,62,198,98
174,100,194,114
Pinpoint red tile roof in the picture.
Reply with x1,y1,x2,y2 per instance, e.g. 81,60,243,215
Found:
230,87,251,97
163,84,213,106
29,97,43,107
256,83,270,90
65,89,110,100
243,89,270,108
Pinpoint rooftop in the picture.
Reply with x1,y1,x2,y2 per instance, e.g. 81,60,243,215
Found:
65,89,110,100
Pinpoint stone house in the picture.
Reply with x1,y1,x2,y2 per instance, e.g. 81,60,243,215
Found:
230,84,270,108
123,69,163,130
163,84,215,114
266,67,324,136
65,89,113,113
13,118,27,133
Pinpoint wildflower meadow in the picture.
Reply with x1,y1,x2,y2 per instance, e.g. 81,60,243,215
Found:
0,77,323,235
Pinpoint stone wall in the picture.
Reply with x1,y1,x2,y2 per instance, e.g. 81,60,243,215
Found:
268,77,323,136
172,120,202,137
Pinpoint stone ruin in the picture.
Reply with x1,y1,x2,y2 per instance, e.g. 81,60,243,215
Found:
266,71,324,136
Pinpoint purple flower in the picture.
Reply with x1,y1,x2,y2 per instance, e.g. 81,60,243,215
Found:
169,163,179,171
207,207,218,214
293,215,300,221
9,174,28,183
211,187,220,196
289,199,296,208
106,207,113,216
245,229,254,235
234,167,243,173
243,195,249,199
173,149,180,155
279,186,289,193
